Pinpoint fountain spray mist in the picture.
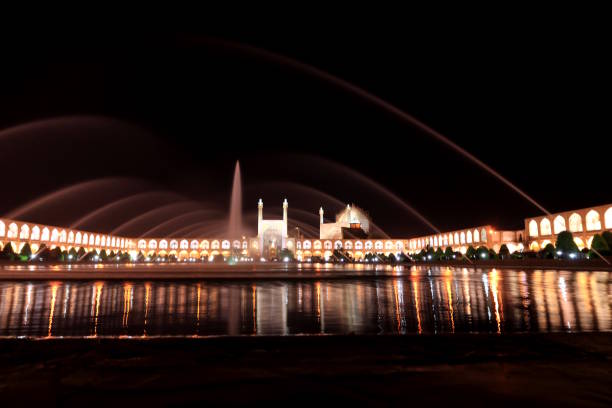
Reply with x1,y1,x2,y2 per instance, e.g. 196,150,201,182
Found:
228,160,243,238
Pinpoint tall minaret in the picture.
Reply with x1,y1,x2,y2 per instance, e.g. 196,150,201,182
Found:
282,198,288,238
257,198,263,237
319,206,324,224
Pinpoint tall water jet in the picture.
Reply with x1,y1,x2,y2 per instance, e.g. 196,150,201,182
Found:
228,160,243,238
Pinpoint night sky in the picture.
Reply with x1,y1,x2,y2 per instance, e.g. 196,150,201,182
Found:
1,20,610,238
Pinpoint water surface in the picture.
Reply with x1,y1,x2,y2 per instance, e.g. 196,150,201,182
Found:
0,266,609,338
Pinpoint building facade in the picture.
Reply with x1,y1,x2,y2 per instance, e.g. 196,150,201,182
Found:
2,201,612,262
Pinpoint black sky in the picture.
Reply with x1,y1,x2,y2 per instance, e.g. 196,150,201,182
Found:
1,18,610,237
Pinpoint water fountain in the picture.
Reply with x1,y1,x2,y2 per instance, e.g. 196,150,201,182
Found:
228,160,243,238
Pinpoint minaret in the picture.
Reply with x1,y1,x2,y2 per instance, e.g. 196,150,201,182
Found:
319,206,324,224
282,198,288,238
257,198,263,237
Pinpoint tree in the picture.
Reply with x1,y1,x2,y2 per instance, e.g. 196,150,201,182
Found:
444,246,453,260
498,244,510,259
601,231,612,251
19,243,32,260
49,247,63,261
99,249,108,261
555,231,579,257
476,246,489,260
466,246,477,260
1,243,16,260
590,234,611,256
488,248,498,260
434,247,444,260
77,247,86,258
68,247,78,261
278,248,295,262
540,243,555,259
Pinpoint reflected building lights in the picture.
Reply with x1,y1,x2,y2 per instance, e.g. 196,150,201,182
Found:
0,268,609,338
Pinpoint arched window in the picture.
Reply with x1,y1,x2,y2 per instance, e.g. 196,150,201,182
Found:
232,240,240,249
467,230,472,243
60,230,67,243
171,240,180,249
101,236,106,246
324,241,332,249
201,240,209,249
454,233,460,245
396,241,403,250
385,241,394,250
7,223,18,239
82,233,88,245
110,237,115,247
148,240,157,249
473,229,479,243
528,220,538,237
540,218,552,236
159,240,168,249
481,228,487,242
605,207,612,229
375,241,383,250
585,210,601,231
242,241,248,249
68,231,75,243
433,236,438,247
75,231,81,244
182,240,190,249
192,240,201,250
32,226,41,241
138,240,147,249
313,240,322,249
296,241,301,249
554,216,566,234
460,232,466,244
121,239,125,248
345,241,353,250
569,213,583,232
335,240,343,249
89,235,95,245
19,224,30,239
303,240,311,249
355,241,363,250
42,228,50,241
211,240,219,249
364,241,373,250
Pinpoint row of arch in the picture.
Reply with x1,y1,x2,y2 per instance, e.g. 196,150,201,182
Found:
408,227,488,251
297,239,405,251
0,220,131,250
528,207,612,237
138,239,250,251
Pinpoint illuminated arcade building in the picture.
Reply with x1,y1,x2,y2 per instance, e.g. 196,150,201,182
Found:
2,200,612,262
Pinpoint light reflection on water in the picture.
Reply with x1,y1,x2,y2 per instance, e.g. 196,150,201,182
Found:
0,267,610,338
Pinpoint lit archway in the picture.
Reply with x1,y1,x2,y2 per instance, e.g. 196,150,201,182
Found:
19,224,30,240
473,229,479,243
529,241,540,251
605,207,612,229
574,237,585,250
540,218,551,236
528,220,538,237
554,216,566,234
31,226,41,241
585,210,601,231
8,223,18,239
569,213,583,232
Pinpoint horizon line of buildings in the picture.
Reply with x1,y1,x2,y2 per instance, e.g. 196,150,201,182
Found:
1,200,612,261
